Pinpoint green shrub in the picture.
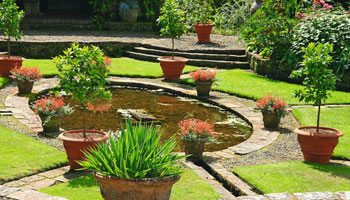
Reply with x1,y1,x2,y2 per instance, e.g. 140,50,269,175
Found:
240,0,299,60
88,0,117,30
79,120,185,178
176,0,214,29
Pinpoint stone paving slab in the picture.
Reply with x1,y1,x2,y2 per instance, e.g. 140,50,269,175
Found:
237,192,350,200
0,185,67,200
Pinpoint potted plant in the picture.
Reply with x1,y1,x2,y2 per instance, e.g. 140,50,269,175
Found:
79,120,185,200
119,0,140,22
291,42,343,164
54,43,112,170
190,68,216,96
157,0,188,81
178,118,216,162
192,0,215,43
10,67,42,94
33,95,73,135
256,94,287,129
0,0,24,77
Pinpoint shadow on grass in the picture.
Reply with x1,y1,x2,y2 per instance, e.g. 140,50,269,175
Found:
305,161,350,180
65,174,99,188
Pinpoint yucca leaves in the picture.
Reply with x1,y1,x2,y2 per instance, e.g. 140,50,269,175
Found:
79,120,186,178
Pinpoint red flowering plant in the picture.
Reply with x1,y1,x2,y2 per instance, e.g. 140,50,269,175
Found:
256,94,287,118
33,95,73,125
190,68,217,82
297,0,333,19
178,118,217,143
10,67,42,82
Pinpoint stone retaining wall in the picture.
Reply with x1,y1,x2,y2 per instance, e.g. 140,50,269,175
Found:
247,52,350,91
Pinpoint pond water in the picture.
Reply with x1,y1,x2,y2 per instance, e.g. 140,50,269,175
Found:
59,88,252,152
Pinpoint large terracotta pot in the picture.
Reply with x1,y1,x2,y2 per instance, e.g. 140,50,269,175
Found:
0,56,24,77
58,130,109,170
262,112,281,129
183,139,206,162
195,81,213,96
93,172,180,200
193,23,215,43
157,56,188,81
17,80,34,94
294,126,343,164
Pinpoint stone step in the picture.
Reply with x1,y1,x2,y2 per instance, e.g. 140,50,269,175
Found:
133,47,247,61
125,51,250,69
141,43,246,55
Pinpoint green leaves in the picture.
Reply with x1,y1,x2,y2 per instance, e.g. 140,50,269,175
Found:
79,120,186,179
0,0,23,40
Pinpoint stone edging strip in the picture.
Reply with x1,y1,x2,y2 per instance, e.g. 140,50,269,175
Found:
235,191,350,200
0,185,67,200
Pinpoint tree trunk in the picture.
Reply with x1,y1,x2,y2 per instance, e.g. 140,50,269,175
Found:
171,38,175,60
316,103,321,133
7,36,10,58
83,103,87,138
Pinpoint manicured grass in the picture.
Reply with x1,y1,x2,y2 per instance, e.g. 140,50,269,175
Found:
233,161,350,194
23,58,198,78
0,125,67,182
0,77,9,88
180,69,350,105
293,107,350,160
39,169,221,200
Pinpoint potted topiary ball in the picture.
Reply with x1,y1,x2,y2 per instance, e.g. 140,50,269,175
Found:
291,42,343,164
157,0,188,81
79,120,185,200
0,0,25,77
192,0,215,43
54,43,112,170
190,68,216,96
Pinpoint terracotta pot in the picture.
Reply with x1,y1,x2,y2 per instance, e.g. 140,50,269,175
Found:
193,23,215,43
294,126,343,164
157,56,188,81
262,112,281,129
58,130,109,170
195,81,213,96
0,56,24,77
40,116,61,133
183,139,206,162
17,80,34,94
93,172,180,200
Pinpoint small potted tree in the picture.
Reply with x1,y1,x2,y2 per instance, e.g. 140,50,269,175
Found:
157,0,188,81
190,68,216,96
192,0,215,43
291,42,343,164
256,94,287,129
33,95,73,135
178,118,216,162
79,120,185,200
0,0,24,77
10,67,42,94
54,43,112,170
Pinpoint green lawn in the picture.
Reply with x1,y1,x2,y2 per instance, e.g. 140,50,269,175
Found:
293,107,350,160
23,58,198,78
0,125,67,182
39,169,221,200
0,77,9,88
181,69,350,105
233,161,350,194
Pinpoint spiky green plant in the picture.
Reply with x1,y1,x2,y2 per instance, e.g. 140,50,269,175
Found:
79,120,186,179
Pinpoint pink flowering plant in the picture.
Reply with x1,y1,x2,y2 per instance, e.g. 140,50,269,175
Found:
10,67,42,82
178,118,217,143
256,94,287,118
190,68,217,82
33,95,73,125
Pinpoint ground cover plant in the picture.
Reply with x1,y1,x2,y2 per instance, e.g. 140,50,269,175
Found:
293,107,350,160
233,161,350,194
181,69,350,105
23,58,198,78
0,125,67,182
0,77,9,88
39,169,221,200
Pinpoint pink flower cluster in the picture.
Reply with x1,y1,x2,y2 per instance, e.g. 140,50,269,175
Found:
190,68,216,82
313,0,333,9
178,118,215,137
10,67,42,82
297,0,332,19
256,94,287,116
34,95,65,113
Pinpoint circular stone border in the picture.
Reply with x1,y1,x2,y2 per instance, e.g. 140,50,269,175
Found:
4,77,279,158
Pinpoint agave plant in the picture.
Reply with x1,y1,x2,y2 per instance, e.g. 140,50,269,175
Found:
79,120,186,179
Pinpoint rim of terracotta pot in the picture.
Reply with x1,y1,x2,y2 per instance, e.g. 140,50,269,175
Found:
157,56,188,63
294,126,344,138
94,172,180,184
58,130,109,142
193,22,215,27
195,80,214,84
0,55,25,61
